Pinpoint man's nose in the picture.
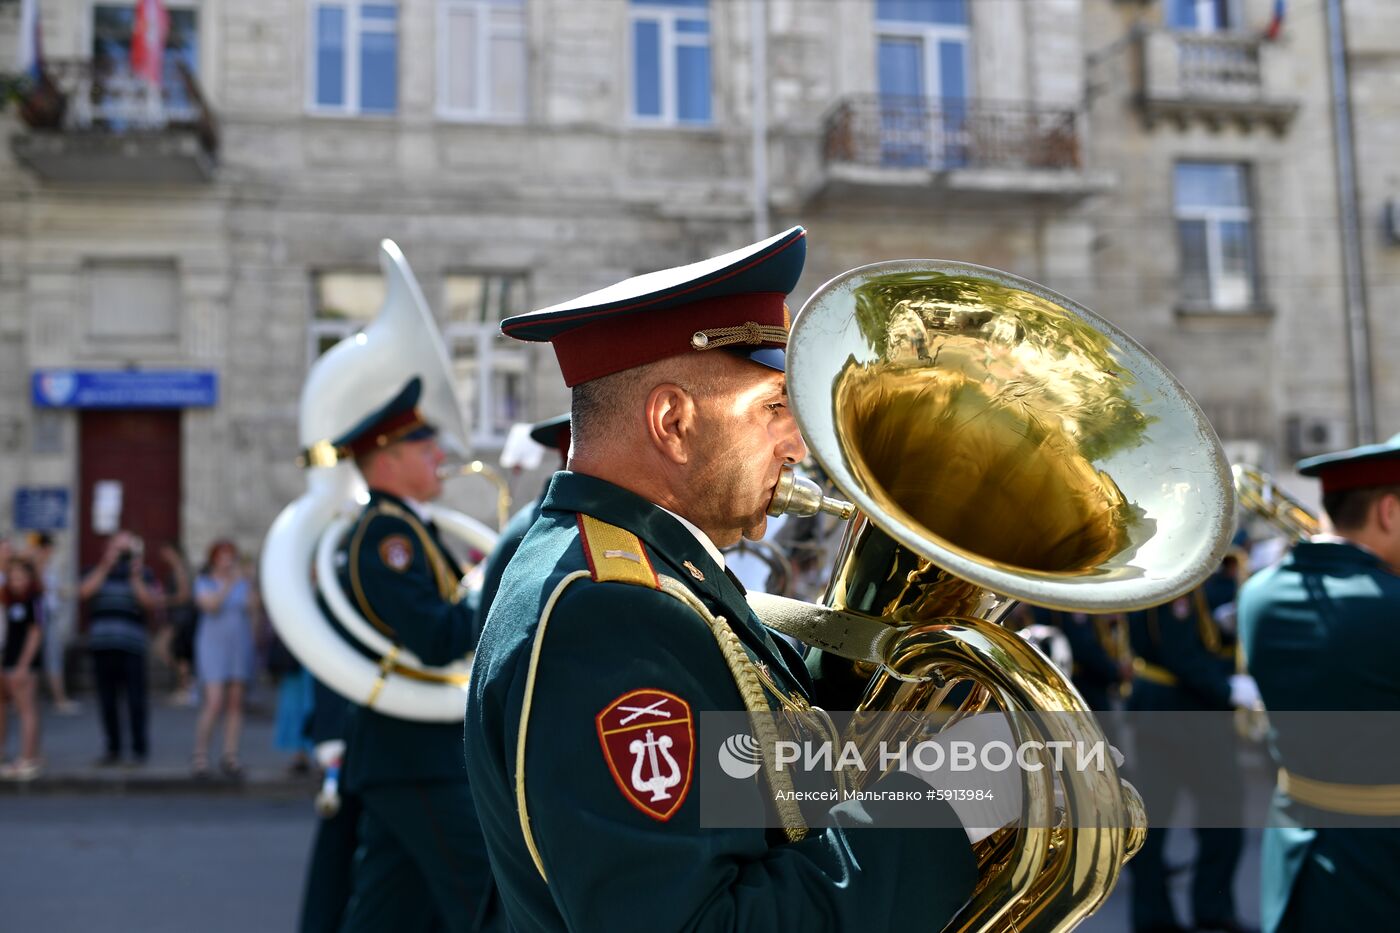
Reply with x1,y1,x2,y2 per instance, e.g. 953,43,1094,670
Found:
775,414,807,465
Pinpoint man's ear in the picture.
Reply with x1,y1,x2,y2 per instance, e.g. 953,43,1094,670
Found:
1379,492,1400,535
645,383,695,466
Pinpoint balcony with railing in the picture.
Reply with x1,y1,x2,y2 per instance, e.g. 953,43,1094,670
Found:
815,96,1110,203
9,59,219,183
1136,30,1298,132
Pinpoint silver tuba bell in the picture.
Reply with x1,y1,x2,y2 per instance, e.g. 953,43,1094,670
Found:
260,240,497,723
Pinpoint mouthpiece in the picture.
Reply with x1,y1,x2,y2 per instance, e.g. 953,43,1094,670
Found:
767,466,855,521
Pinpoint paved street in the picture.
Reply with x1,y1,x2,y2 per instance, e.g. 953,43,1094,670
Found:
0,793,1261,933
0,694,1263,931
0,794,316,933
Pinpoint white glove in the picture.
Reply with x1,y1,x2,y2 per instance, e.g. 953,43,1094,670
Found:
314,739,346,770
1213,601,1238,636
1229,673,1262,710
903,713,1023,845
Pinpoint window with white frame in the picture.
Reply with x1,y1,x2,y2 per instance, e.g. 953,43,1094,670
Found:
438,0,526,120
1166,0,1237,33
443,273,530,447
629,0,711,125
309,2,398,115
309,271,385,364
875,0,970,168
1174,162,1259,310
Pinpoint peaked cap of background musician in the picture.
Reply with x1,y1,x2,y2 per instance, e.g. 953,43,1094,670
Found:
1296,432,1400,496
528,413,572,455
499,226,806,386
332,376,437,459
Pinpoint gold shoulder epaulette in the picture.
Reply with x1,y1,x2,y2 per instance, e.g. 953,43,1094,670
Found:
576,514,660,590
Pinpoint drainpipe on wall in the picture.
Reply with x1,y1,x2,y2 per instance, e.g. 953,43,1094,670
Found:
750,0,770,241
1325,0,1377,444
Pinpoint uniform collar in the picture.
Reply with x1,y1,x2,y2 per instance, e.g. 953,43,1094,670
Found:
541,472,744,610
1289,538,1386,570
658,507,726,570
368,489,433,524
544,471,815,702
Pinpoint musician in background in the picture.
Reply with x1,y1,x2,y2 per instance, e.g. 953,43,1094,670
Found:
1125,562,1259,933
464,228,978,931
1240,433,1400,932
1030,607,1129,712
324,376,499,933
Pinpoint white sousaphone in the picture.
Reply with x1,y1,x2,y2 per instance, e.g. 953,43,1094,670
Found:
260,240,498,722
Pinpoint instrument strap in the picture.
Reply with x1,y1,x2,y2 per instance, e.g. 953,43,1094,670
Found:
746,592,904,666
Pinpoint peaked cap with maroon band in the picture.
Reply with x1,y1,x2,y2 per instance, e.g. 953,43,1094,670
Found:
1297,431,1400,495
332,376,438,458
500,226,806,387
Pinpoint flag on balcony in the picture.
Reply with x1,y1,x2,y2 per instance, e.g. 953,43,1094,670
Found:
1264,0,1286,41
16,0,43,80
131,0,170,86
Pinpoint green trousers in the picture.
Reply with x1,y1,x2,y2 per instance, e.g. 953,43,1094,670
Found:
338,782,497,933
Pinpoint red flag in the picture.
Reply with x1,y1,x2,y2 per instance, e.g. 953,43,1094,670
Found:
131,0,170,86
1264,0,1286,41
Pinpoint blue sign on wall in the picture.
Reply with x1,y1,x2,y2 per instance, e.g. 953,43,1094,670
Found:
13,487,70,530
31,370,219,409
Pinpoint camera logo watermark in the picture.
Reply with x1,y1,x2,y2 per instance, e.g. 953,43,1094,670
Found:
717,733,764,780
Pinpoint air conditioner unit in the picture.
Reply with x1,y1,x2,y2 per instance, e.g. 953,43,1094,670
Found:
1285,415,1349,460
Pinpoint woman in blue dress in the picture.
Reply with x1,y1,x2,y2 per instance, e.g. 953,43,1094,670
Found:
190,539,256,777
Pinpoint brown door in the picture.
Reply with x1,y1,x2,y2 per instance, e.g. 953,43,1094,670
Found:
78,410,182,574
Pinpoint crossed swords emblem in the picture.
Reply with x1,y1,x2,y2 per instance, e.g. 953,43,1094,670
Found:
621,699,682,802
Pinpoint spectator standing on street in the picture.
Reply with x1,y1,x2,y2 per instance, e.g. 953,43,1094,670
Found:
268,628,313,776
79,531,159,767
191,539,256,778
30,533,80,716
153,541,197,708
0,555,45,780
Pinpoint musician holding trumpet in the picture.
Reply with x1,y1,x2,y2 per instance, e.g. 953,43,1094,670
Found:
463,228,980,932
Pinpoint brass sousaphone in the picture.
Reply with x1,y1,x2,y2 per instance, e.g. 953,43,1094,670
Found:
756,261,1236,932
261,241,498,723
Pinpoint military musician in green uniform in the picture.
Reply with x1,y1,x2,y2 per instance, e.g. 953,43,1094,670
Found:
1031,607,1129,713
1125,566,1259,933
1239,433,1400,932
328,377,498,933
464,227,978,931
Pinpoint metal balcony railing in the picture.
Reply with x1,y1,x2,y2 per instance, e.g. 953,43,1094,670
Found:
19,57,218,155
824,96,1082,173
1176,34,1263,99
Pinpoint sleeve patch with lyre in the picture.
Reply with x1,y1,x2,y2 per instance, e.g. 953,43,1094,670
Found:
379,534,415,572
596,689,693,822
576,514,660,589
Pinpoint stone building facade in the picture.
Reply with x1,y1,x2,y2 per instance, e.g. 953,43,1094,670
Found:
0,0,1395,566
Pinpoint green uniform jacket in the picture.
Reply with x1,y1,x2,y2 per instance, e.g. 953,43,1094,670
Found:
1126,588,1232,713
1239,541,1400,932
464,472,976,932
340,490,480,790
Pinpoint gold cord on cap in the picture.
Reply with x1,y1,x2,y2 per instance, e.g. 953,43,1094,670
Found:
690,322,789,351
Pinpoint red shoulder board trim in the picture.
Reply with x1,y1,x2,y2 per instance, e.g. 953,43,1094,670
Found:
595,689,694,822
